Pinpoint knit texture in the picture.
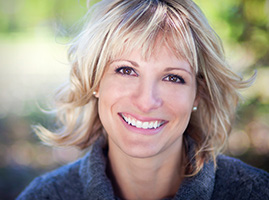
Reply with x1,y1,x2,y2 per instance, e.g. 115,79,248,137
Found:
17,138,269,200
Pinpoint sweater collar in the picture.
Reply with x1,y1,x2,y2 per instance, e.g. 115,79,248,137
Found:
173,160,215,200
172,135,215,200
79,137,116,200
79,136,215,200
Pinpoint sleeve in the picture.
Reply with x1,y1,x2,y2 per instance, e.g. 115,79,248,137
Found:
212,155,269,200
248,169,269,200
16,176,63,200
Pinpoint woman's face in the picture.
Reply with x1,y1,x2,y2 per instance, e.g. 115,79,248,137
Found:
97,44,198,159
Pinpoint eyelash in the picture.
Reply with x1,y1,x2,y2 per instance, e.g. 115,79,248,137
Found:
163,74,186,84
115,66,138,76
115,66,186,84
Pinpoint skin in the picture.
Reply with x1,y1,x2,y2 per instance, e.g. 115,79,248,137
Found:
96,44,199,199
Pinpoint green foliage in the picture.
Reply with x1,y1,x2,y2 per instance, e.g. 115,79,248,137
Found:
1,0,268,59
0,1,268,198
196,0,269,68
0,0,88,34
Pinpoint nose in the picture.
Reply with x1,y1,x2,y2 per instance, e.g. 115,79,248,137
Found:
132,80,163,113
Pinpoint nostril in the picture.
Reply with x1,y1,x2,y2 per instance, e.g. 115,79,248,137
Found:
131,82,163,113
132,94,163,113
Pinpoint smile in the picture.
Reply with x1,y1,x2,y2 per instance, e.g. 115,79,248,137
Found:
120,113,166,129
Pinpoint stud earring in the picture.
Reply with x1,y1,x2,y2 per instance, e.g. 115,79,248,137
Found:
192,106,197,111
93,91,97,96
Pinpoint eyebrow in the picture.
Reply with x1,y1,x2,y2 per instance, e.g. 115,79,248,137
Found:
164,67,192,76
111,60,192,76
111,59,139,67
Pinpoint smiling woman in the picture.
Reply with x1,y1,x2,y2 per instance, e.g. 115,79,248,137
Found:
97,46,197,163
17,0,269,200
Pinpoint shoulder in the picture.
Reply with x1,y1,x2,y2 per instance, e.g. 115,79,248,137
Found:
212,154,269,200
16,158,84,200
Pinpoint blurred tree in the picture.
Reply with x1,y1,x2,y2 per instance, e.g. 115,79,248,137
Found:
0,0,269,199
197,0,269,70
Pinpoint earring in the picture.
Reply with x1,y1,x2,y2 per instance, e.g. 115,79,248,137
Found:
192,106,197,111
93,91,97,96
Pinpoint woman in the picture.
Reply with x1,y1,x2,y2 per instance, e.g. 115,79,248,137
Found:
18,0,269,199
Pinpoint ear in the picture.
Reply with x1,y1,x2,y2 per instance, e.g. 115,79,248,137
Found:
95,91,99,98
193,95,200,107
93,86,99,98
193,81,202,108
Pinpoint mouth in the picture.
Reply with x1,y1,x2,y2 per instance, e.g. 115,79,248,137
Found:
119,113,166,130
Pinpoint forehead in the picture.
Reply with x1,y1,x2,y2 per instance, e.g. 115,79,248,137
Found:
111,43,193,75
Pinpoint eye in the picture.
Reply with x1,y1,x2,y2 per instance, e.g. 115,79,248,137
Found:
163,74,186,84
115,66,138,76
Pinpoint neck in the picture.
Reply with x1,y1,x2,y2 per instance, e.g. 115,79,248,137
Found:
107,142,185,200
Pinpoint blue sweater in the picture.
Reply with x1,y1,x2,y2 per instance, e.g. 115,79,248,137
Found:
17,138,269,200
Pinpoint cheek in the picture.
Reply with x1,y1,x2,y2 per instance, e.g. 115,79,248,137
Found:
98,76,135,113
163,86,196,108
161,88,196,127
99,77,121,97
99,76,138,101
164,91,195,131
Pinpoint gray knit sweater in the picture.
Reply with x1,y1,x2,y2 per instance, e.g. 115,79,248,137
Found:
17,137,269,200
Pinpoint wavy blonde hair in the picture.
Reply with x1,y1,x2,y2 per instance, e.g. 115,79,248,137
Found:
36,0,254,175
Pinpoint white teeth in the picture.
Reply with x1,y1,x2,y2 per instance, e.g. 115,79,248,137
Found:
121,114,164,129
142,122,149,129
131,118,136,126
136,120,142,128
153,121,158,129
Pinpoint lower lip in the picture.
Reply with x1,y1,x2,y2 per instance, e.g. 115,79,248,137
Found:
118,114,166,135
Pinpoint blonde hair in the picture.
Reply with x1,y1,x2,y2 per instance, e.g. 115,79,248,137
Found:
35,0,254,175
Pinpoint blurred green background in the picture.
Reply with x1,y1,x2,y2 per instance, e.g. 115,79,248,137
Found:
0,0,268,199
